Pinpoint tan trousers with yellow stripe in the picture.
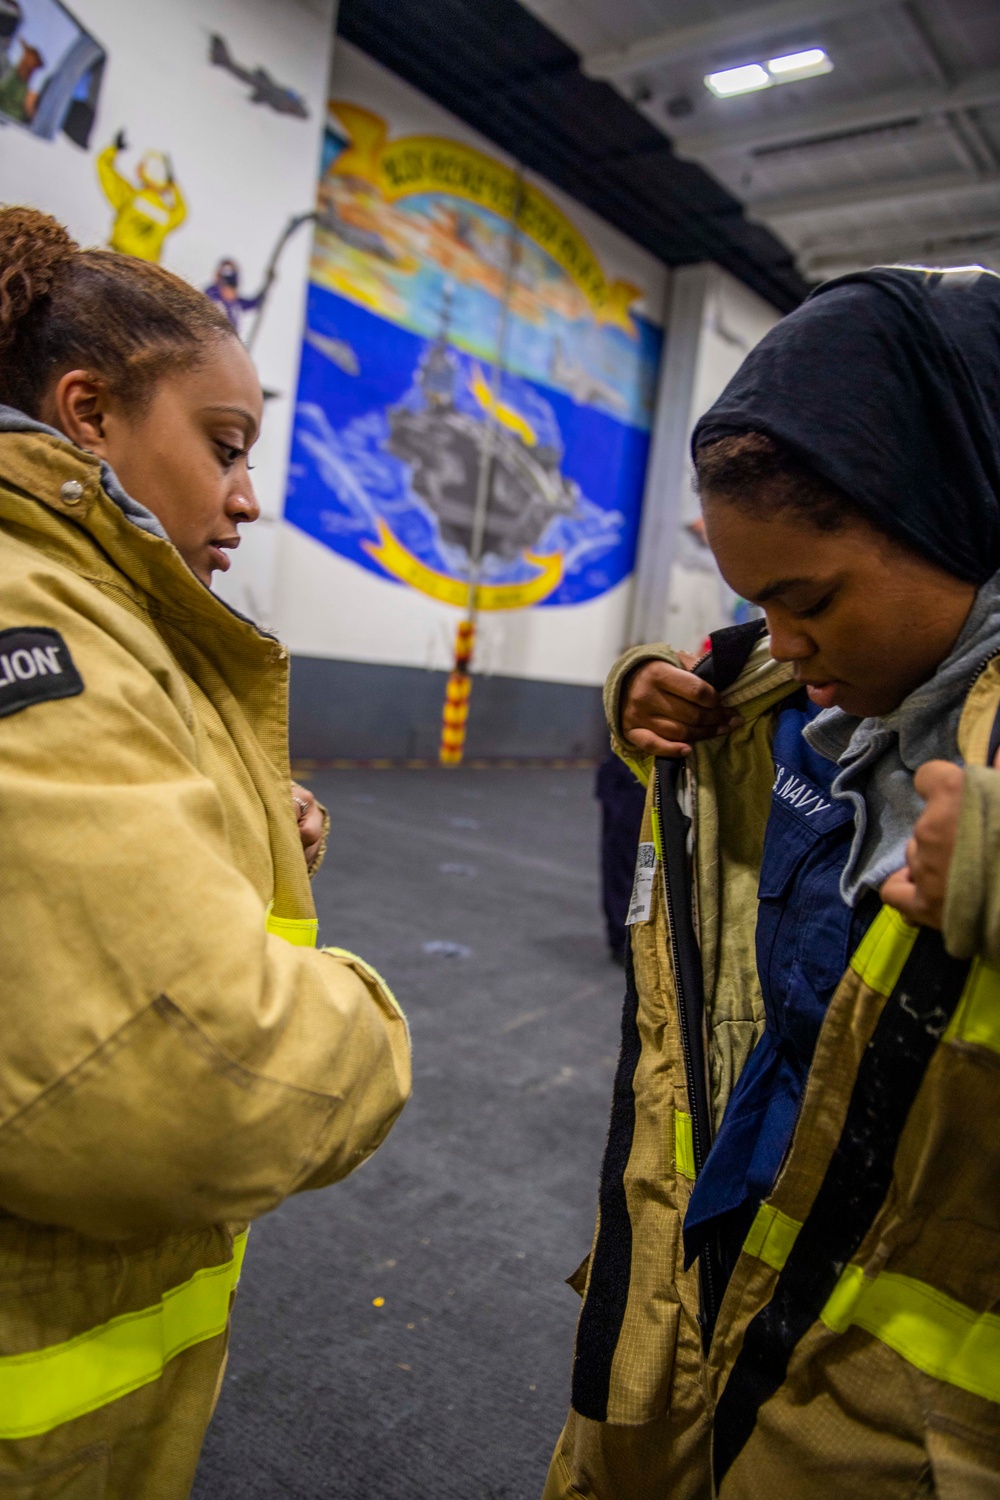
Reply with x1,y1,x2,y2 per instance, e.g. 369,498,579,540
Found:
0,1332,227,1499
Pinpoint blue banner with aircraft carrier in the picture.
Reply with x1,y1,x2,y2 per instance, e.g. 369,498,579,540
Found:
284,101,663,612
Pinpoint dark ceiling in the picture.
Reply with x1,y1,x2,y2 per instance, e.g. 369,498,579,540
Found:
336,0,810,313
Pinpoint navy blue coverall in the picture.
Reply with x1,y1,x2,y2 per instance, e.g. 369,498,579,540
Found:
684,693,879,1278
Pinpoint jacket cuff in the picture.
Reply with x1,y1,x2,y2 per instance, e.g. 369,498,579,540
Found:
603,643,681,788
943,766,1000,961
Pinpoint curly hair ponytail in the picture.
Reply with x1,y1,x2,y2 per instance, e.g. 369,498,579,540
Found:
0,207,77,351
0,205,236,417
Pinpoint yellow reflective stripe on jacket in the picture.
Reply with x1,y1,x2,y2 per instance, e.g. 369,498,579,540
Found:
742,1210,1000,1405
743,1202,801,1270
265,903,319,947
650,800,663,864
0,1231,248,1440
849,906,919,995
822,1263,1000,1405
674,1109,696,1180
737,912,1000,1410
945,955,1000,1054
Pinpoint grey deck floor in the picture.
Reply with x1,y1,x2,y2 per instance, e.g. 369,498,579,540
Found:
192,767,624,1500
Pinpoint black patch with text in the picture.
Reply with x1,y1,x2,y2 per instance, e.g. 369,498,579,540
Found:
0,629,84,719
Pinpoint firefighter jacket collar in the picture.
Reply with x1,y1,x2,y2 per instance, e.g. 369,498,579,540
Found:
0,403,169,540
0,403,275,653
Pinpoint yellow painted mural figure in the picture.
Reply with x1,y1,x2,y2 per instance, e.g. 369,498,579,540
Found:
96,130,187,262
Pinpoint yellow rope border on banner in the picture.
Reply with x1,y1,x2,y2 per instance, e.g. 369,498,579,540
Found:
362,518,563,611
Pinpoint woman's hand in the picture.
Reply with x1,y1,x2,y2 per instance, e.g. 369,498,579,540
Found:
292,781,325,869
621,653,742,759
880,760,967,928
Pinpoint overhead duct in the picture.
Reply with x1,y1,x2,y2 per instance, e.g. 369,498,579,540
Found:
751,115,926,161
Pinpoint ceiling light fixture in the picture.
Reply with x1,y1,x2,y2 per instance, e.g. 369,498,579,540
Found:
704,48,833,99
704,62,772,98
767,48,833,81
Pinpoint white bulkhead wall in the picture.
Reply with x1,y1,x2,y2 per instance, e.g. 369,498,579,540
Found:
629,263,781,655
0,0,337,628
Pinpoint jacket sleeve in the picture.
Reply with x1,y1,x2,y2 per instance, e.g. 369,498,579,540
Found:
165,181,187,231
603,642,681,789
942,764,1000,964
0,590,410,1241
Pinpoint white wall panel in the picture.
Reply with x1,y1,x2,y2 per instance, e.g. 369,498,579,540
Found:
631,262,781,653
0,0,336,623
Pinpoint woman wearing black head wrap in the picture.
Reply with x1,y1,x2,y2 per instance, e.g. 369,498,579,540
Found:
694,264,1000,580
543,267,1000,1500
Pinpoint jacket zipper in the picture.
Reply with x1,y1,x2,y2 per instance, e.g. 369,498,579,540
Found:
653,766,704,1169
653,759,720,1347
968,647,1000,695
964,648,1000,768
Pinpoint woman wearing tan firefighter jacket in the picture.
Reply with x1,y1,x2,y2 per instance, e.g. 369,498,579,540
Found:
544,267,1000,1499
0,208,410,1497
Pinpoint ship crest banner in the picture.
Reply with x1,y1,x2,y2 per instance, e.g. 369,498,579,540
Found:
332,102,639,329
284,90,664,612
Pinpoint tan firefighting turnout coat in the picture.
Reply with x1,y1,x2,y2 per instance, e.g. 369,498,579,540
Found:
0,424,411,1497
544,629,1000,1500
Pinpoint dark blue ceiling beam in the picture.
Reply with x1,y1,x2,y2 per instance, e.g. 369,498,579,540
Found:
336,0,809,312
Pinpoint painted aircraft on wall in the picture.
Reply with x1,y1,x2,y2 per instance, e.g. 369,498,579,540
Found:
209,34,309,119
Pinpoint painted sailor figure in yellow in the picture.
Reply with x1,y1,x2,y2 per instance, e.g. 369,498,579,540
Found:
96,129,187,262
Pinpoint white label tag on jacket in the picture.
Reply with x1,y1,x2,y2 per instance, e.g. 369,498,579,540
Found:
626,842,657,925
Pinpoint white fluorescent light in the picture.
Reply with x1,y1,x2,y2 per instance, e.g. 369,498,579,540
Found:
767,48,833,81
705,63,772,98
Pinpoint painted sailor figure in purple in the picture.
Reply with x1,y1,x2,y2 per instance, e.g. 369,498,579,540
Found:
204,258,267,337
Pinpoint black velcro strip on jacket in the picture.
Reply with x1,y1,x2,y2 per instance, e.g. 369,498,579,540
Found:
712,926,970,1487
571,938,642,1421
0,629,83,719
697,619,767,693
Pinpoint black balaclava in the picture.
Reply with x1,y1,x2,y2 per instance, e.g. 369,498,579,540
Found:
692,266,1000,584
